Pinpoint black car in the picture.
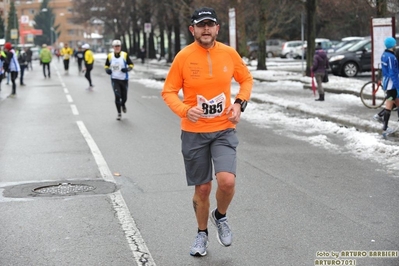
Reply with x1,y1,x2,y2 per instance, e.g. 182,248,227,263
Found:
328,39,371,77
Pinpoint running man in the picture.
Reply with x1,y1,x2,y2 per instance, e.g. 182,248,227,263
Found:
82,43,94,90
74,46,84,73
60,43,73,74
104,40,134,120
161,7,253,257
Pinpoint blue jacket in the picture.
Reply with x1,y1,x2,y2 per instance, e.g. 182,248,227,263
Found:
381,49,399,91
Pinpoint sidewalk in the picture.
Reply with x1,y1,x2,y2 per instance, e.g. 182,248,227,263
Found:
131,58,395,137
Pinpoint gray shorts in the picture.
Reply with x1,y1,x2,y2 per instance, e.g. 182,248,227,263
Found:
181,128,239,186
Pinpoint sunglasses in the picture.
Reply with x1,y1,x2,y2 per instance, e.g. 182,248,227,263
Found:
195,21,217,28
113,45,121,47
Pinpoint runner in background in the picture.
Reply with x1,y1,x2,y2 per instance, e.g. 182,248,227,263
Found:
82,43,94,90
104,39,134,120
60,43,73,74
74,46,84,73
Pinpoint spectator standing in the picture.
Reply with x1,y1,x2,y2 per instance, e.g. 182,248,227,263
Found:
17,48,28,86
39,44,52,78
139,46,145,64
4,42,20,98
104,39,134,120
60,43,73,74
82,43,94,90
311,46,329,101
26,47,33,70
0,47,7,91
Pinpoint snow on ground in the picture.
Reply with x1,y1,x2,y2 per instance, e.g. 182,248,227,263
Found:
94,53,399,176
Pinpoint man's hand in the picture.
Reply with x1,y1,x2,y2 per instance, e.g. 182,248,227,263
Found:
121,68,128,73
186,106,204,123
226,103,241,124
105,68,112,75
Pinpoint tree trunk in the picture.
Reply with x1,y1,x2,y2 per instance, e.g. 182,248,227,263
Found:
173,15,181,58
305,0,317,77
167,24,173,63
257,0,267,70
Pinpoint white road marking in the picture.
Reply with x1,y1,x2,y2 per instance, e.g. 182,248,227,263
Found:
76,121,156,266
70,104,79,115
66,94,73,103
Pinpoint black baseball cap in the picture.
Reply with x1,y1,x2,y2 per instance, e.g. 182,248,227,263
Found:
191,7,218,24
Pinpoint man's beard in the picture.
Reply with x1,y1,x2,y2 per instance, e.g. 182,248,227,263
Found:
195,34,216,48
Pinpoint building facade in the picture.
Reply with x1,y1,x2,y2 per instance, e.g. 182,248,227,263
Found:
0,0,103,50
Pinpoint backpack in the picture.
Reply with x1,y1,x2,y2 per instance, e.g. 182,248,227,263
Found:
18,51,28,65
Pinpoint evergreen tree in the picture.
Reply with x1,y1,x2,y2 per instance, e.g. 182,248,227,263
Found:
0,16,5,39
33,0,60,46
7,0,19,44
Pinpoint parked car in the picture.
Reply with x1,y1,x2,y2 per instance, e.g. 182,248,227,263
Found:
328,36,365,53
280,40,303,58
246,39,286,59
295,38,334,59
328,39,371,77
31,47,40,60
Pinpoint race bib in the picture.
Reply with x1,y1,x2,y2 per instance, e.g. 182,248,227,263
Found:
110,63,121,71
197,93,226,118
63,54,70,60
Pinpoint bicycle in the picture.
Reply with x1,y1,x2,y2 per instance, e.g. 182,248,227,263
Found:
360,71,386,109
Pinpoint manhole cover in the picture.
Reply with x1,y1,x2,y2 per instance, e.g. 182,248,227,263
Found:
1,179,117,199
33,182,95,195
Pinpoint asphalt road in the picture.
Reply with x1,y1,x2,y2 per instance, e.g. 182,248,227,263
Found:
0,59,398,266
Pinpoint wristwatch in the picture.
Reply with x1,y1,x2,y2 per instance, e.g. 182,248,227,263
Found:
234,98,248,112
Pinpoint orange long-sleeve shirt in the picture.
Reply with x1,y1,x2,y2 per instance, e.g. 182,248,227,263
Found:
162,41,253,133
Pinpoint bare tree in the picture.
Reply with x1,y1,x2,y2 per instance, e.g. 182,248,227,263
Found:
257,0,267,70
305,0,317,76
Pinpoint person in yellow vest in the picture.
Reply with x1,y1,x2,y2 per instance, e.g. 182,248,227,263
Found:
39,44,52,78
60,43,73,74
0,47,7,91
104,40,134,120
82,43,94,90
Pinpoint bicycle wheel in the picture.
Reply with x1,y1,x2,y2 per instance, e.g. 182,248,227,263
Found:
360,81,386,109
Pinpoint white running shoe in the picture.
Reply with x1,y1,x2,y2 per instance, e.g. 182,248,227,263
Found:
189,232,209,256
210,208,233,247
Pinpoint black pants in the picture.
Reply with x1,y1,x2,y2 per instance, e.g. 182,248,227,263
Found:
77,59,83,72
85,65,93,86
63,59,70,71
20,65,26,84
10,71,18,94
42,63,50,77
112,79,129,113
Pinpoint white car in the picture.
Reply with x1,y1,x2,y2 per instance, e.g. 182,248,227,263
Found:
280,40,304,58
31,47,40,60
294,38,333,59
